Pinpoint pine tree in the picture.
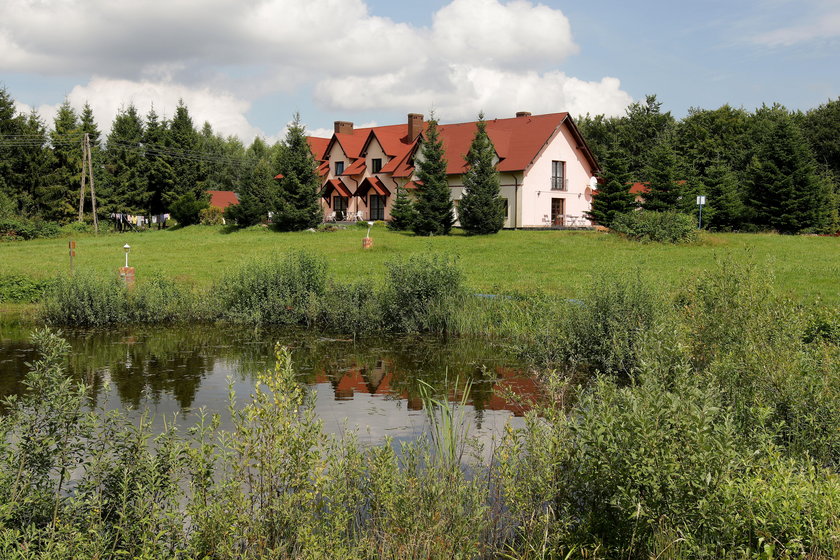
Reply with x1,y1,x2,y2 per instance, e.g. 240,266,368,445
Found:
745,113,834,233
19,112,55,219
226,153,277,227
586,146,636,228
413,116,453,235
272,113,322,231
0,87,30,213
104,104,148,214
44,100,80,222
168,100,200,200
703,162,744,230
617,94,676,178
144,107,176,217
458,112,505,234
641,137,686,212
387,184,416,231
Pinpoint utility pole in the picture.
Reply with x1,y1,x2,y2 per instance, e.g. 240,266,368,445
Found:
78,133,99,233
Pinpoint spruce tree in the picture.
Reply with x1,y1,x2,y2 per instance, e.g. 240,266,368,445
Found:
458,112,505,234
413,116,453,235
144,107,176,217
387,184,416,231
226,153,277,227
641,137,686,212
104,104,148,215
169,100,200,200
586,146,636,228
45,100,80,222
703,162,745,230
0,87,30,213
745,114,834,233
272,113,322,231
19,112,55,219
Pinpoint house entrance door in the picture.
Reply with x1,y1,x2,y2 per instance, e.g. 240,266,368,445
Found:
551,198,565,226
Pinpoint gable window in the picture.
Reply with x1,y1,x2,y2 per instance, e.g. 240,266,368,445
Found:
551,161,566,190
371,158,382,173
335,161,344,175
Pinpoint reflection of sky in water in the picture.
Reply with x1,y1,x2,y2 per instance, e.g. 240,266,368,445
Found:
1,326,533,452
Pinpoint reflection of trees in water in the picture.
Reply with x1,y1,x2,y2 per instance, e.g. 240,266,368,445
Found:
2,325,533,417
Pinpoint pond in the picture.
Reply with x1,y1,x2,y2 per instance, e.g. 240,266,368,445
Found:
0,324,536,448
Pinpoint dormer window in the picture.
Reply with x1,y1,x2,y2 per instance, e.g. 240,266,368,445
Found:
335,161,344,175
371,158,382,173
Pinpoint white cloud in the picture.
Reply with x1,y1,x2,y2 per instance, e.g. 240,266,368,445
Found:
1,0,633,139
750,0,840,45
431,0,578,68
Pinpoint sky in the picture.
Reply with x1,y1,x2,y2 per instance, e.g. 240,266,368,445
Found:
2,0,838,143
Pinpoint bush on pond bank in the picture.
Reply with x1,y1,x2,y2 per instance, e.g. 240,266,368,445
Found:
612,209,698,243
40,251,466,334
0,328,837,559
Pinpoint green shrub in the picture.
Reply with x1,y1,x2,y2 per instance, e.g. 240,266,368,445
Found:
40,271,130,326
525,272,668,378
169,193,209,226
216,250,327,325
0,274,56,303
613,210,698,243
681,258,840,468
59,221,94,235
199,205,225,225
40,272,196,326
0,217,60,241
381,254,465,333
317,281,383,334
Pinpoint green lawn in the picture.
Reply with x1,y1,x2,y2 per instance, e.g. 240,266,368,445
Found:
1,225,838,304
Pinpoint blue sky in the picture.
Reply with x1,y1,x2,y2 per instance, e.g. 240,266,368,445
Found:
2,0,837,142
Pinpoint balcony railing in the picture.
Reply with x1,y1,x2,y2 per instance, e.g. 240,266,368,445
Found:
551,177,568,191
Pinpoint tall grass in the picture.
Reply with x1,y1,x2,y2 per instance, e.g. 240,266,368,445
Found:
1,318,838,559
40,271,201,326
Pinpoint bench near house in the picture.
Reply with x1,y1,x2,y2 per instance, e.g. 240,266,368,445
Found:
309,111,600,228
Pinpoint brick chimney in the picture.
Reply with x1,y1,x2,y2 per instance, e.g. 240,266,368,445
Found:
334,121,354,135
407,113,423,140
516,111,532,118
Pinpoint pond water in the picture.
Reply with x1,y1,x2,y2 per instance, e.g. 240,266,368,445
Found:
0,324,536,448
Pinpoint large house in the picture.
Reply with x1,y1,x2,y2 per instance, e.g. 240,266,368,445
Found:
308,111,600,228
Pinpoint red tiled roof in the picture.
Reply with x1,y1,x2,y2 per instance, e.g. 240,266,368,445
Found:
207,190,239,209
343,157,366,175
274,173,284,179
629,182,650,194
403,180,422,189
321,178,353,198
307,136,330,161
319,112,598,181
356,176,391,197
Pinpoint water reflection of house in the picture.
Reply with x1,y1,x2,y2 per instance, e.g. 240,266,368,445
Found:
315,360,537,416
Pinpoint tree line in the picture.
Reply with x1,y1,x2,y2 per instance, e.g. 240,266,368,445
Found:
2,85,838,235
0,86,285,227
582,95,840,234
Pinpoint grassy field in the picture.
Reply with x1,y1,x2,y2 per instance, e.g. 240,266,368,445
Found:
1,224,838,303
